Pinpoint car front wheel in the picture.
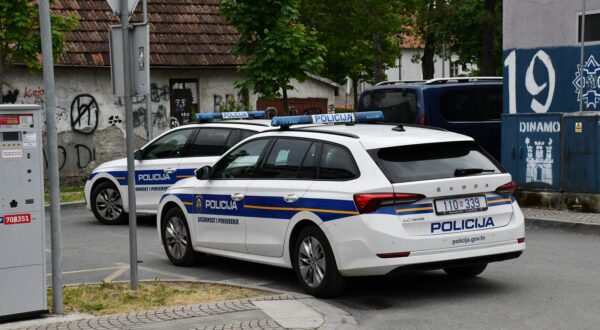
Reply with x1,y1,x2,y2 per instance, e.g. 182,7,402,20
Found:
161,207,202,266
292,225,346,297
91,181,126,225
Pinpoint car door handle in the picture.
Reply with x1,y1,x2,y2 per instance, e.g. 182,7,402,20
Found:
164,168,176,174
284,194,299,203
231,193,245,201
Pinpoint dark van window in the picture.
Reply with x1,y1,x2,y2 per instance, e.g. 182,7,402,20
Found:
439,87,502,122
359,89,418,123
188,128,233,157
319,144,359,180
369,141,501,183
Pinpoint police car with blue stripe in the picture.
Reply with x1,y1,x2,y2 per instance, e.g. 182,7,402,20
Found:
84,111,271,224
157,111,525,297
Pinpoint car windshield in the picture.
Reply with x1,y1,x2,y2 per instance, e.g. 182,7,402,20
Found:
368,141,501,183
358,89,418,123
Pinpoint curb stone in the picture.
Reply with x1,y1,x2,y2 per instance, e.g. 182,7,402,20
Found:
44,201,86,211
298,298,359,330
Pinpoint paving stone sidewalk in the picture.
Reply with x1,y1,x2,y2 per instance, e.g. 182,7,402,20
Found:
2,293,357,330
522,207,600,234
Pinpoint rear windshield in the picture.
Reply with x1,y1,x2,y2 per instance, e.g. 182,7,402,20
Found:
358,89,418,123
368,141,502,183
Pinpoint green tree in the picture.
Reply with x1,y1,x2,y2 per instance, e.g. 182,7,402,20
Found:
220,0,325,114
445,0,503,76
300,0,406,107
0,0,78,102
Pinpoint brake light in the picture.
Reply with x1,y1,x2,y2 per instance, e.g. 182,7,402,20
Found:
517,237,525,244
353,193,426,214
417,115,427,126
495,181,516,196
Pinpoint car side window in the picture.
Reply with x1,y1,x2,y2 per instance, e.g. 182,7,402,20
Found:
318,143,359,180
259,139,316,179
188,128,233,157
142,128,195,159
211,139,270,179
438,89,482,122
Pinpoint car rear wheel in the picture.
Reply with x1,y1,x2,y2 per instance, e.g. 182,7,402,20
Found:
292,225,346,297
443,263,488,277
161,207,203,266
91,181,126,225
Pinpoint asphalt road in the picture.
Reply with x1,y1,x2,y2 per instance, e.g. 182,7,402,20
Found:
46,205,600,329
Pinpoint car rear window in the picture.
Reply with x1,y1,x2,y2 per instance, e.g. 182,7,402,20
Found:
358,89,418,123
368,141,502,183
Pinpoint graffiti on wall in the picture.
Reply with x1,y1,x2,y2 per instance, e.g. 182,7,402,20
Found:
213,91,246,112
2,89,19,104
23,86,45,105
151,83,169,102
170,79,197,128
70,94,99,134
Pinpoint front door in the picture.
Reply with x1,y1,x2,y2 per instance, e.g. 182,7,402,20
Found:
135,127,196,212
194,138,271,253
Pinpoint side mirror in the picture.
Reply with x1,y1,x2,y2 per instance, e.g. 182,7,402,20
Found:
134,149,143,160
195,166,212,180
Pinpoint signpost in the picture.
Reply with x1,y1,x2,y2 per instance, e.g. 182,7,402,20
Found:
107,0,149,290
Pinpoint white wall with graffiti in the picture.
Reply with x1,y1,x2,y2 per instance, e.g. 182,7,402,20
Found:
2,66,337,183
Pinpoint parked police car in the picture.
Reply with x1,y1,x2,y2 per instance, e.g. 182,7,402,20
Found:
157,111,525,297
84,112,271,224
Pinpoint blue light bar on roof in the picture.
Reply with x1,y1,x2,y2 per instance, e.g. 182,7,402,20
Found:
195,111,266,122
271,111,384,127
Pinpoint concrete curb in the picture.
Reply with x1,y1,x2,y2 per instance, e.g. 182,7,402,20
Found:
525,217,600,235
44,201,86,211
6,280,354,330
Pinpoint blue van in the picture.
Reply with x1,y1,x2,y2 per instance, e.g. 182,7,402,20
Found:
357,77,502,160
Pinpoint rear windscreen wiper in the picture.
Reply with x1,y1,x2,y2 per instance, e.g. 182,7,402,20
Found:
454,168,496,177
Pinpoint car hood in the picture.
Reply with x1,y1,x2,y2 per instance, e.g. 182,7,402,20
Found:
93,158,126,172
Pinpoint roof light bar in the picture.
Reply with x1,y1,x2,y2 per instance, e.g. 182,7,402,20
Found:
271,111,384,127
195,111,266,122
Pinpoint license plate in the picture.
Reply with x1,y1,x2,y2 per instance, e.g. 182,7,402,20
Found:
434,196,487,215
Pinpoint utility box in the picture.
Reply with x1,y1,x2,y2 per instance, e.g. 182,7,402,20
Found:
562,112,600,193
0,105,47,320
502,113,563,191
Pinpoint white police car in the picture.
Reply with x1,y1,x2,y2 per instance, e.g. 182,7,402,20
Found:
157,111,525,297
84,112,271,224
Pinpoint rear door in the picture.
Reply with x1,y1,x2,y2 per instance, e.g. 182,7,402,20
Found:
369,141,514,243
244,138,319,257
428,85,502,160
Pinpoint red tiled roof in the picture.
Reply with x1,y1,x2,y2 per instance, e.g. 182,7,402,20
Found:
53,0,243,67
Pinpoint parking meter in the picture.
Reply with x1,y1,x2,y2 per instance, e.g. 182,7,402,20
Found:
0,105,47,319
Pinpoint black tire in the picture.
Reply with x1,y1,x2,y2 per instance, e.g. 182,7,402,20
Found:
161,207,203,266
91,181,127,225
443,263,488,277
292,225,347,297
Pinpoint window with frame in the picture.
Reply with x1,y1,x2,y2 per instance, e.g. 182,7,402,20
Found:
142,128,194,159
318,143,359,180
578,13,600,42
210,139,270,179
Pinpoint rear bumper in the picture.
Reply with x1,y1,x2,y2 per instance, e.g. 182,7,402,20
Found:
387,251,522,275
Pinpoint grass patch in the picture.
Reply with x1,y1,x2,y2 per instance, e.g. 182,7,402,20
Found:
44,185,85,204
48,282,266,315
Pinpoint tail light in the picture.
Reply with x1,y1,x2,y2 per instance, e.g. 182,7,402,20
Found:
495,181,516,196
353,193,426,214
417,115,427,126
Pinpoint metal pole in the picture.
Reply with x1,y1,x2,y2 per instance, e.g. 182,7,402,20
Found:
38,0,63,314
441,32,446,77
579,0,586,113
120,0,139,290
143,0,152,141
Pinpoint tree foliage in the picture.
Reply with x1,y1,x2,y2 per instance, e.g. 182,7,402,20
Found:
0,0,78,100
300,0,407,105
220,0,325,113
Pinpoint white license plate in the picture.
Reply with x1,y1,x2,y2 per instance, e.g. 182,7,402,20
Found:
434,196,487,215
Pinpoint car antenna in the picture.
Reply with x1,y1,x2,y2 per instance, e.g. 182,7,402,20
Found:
392,124,405,132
